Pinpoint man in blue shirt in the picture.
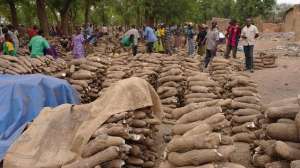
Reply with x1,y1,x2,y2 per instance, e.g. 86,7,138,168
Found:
144,25,157,53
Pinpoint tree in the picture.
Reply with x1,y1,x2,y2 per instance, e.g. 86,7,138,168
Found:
48,0,74,35
235,0,276,22
0,0,278,33
84,0,91,28
6,0,18,28
36,0,49,36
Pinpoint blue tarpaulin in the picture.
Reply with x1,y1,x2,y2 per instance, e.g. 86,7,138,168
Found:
0,74,80,160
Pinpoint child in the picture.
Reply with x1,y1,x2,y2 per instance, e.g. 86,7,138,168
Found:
71,27,85,59
3,33,16,56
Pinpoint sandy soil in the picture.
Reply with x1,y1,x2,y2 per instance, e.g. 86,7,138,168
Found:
250,56,300,104
243,38,300,104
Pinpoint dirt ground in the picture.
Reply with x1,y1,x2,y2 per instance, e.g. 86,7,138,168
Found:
250,56,300,104
244,39,300,104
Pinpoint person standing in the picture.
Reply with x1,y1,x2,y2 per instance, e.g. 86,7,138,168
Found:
164,25,173,55
196,24,207,57
144,24,157,53
224,19,241,59
204,21,219,68
3,33,16,56
29,30,50,58
0,24,3,37
241,18,259,72
4,25,19,52
102,25,108,35
28,25,38,40
124,25,140,56
186,23,195,56
71,27,85,59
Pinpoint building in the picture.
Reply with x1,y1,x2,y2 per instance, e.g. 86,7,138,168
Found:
283,4,300,41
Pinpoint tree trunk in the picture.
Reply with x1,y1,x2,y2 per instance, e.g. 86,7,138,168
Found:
59,0,73,36
6,0,18,28
36,0,49,37
50,8,59,25
60,12,70,36
84,0,91,28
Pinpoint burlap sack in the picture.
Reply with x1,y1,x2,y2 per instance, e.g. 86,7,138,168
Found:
4,77,162,168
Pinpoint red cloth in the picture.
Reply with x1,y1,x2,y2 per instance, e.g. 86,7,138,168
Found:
28,28,38,39
226,25,241,47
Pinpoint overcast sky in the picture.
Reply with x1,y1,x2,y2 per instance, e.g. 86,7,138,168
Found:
277,0,300,4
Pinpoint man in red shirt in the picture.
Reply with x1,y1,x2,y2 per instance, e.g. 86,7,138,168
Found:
224,19,241,59
27,25,38,40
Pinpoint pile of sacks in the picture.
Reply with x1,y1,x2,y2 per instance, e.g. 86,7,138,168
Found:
254,51,277,70
0,55,67,76
253,96,300,168
157,55,185,120
209,58,232,86
160,102,246,168
68,56,109,103
102,53,132,89
129,54,162,89
184,73,220,105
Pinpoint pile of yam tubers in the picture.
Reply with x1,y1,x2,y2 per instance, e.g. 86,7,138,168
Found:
102,53,132,90
209,58,232,86
68,55,109,103
63,106,160,168
225,73,263,144
129,54,162,89
252,96,300,168
160,101,245,168
157,55,185,120
184,72,220,105
254,51,278,70
0,55,67,76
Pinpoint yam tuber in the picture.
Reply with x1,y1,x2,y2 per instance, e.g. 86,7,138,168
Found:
82,135,125,158
63,146,120,168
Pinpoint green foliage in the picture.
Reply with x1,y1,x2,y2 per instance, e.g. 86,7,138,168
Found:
0,0,278,27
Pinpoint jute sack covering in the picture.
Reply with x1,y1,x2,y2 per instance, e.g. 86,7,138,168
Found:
4,77,162,168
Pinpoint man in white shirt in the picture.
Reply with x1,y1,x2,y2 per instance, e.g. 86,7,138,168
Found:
124,25,140,56
241,18,259,72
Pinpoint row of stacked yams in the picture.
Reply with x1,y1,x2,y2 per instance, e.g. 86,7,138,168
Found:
159,57,300,168
2,47,296,168
159,57,263,168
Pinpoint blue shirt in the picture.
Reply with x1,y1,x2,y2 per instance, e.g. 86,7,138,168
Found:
144,26,157,43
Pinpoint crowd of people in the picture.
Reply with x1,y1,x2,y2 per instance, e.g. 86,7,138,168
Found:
0,18,259,72
122,18,259,72
0,23,111,59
